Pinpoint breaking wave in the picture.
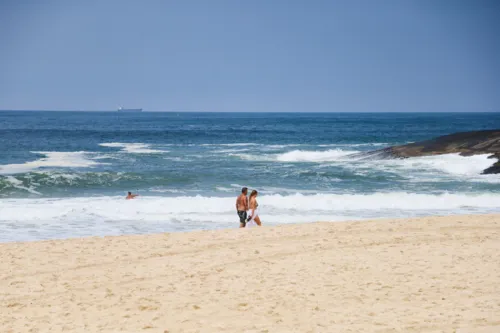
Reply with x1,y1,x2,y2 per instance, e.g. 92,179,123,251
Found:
1,191,499,242
231,149,358,162
99,142,166,154
0,151,104,175
275,149,357,162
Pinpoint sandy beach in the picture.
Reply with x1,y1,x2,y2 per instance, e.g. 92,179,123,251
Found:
1,214,499,333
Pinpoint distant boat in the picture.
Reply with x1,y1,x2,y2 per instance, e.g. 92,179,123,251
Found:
117,107,142,112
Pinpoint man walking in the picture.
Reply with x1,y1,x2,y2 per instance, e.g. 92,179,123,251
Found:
236,187,249,228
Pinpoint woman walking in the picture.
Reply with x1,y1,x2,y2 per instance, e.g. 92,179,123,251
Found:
247,190,262,227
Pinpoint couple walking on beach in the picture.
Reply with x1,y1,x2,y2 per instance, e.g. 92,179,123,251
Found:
236,187,262,228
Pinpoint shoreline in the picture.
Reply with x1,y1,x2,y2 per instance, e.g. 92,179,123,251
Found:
2,214,499,332
0,211,498,245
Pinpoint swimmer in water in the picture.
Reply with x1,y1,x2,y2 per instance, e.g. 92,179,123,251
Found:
126,191,139,200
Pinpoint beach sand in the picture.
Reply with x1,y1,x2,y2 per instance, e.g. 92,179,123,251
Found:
1,214,499,333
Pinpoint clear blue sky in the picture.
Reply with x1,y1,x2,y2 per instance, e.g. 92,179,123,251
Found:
1,0,498,112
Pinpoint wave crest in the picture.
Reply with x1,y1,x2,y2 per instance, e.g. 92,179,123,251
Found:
0,152,103,175
1,192,499,241
100,143,166,154
276,149,356,162
230,149,357,162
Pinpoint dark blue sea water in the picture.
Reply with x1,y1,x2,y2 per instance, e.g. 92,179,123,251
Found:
1,111,499,242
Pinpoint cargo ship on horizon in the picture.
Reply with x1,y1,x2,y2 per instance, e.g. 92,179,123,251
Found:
117,107,143,112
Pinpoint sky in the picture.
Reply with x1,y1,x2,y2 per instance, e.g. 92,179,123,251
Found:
0,0,499,112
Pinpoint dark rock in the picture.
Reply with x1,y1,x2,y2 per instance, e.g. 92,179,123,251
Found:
364,130,500,174
483,161,500,174
483,153,500,174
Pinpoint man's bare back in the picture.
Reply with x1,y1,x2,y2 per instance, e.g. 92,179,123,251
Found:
236,187,249,228
236,193,248,211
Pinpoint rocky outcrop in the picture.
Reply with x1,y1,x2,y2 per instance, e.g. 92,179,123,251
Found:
483,153,500,174
365,130,500,174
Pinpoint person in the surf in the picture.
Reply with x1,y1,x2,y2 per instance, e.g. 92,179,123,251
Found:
126,191,139,200
236,187,249,228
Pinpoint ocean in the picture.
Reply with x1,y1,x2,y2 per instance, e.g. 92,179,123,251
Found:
1,111,499,242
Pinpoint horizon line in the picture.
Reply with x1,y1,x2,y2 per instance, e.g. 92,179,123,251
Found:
0,109,499,113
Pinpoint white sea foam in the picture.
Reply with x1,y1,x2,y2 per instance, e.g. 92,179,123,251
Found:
0,152,103,175
164,156,192,162
149,188,185,193
260,192,500,211
213,148,253,154
276,149,357,162
271,149,495,174
201,143,261,147
100,142,166,154
318,143,389,147
4,176,41,195
232,149,358,162
91,154,122,160
259,144,303,150
259,186,326,194
343,153,499,181
398,154,494,176
1,192,499,242
215,186,234,192
228,147,497,179
208,144,304,151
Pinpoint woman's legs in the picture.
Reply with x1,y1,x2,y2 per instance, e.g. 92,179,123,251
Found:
254,216,262,226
